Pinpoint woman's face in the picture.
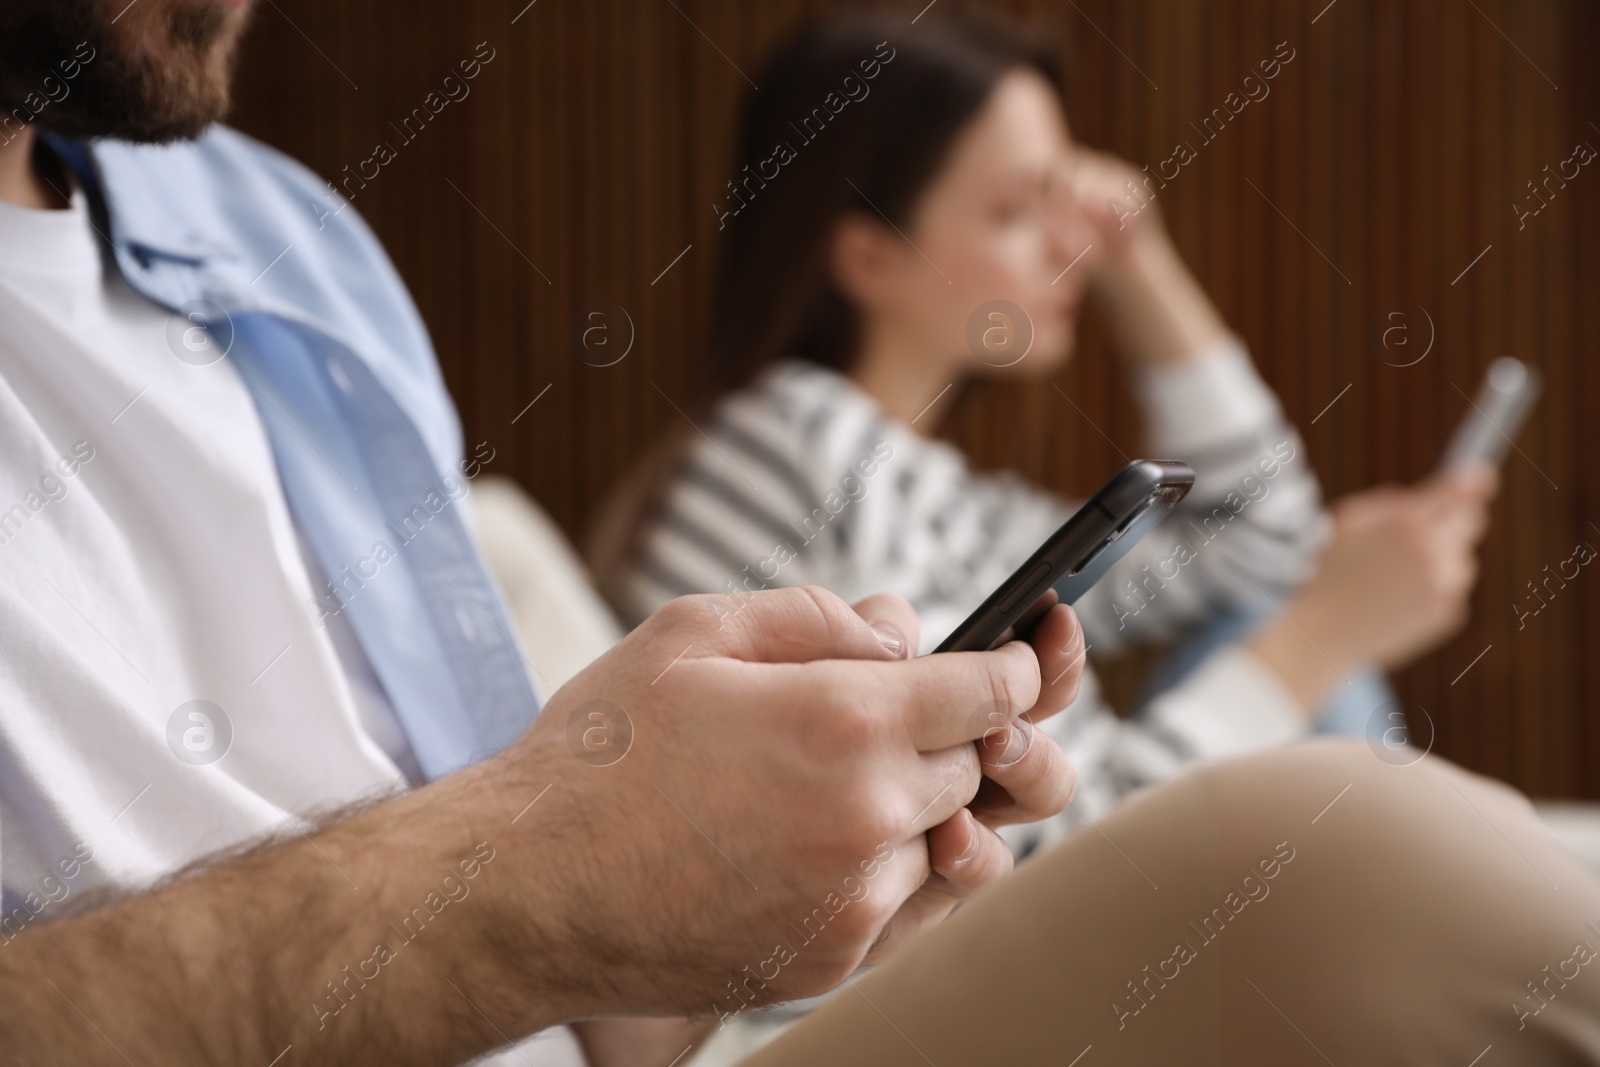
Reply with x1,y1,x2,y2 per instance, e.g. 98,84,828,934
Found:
851,70,1095,378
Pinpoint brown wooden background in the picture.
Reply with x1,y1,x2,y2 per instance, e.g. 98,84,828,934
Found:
230,0,1600,798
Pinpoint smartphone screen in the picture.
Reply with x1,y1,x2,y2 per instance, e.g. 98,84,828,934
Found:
934,460,1195,653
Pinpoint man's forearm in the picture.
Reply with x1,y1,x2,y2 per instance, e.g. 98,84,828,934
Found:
0,755,574,1066
0,587,1088,1065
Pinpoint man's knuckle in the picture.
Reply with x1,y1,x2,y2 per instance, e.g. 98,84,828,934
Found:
651,594,708,634
986,660,1034,718
1001,763,1054,817
794,692,878,769
794,584,851,627
813,948,868,990
954,751,983,803
983,842,1016,882
822,778,889,840
842,895,895,944
822,693,887,751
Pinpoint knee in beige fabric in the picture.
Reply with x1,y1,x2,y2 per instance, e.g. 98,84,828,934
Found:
1157,740,1600,1064
744,742,1600,1067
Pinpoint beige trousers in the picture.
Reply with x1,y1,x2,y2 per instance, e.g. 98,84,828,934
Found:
741,740,1600,1066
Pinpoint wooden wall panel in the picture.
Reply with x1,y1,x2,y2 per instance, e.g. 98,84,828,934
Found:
230,0,1600,798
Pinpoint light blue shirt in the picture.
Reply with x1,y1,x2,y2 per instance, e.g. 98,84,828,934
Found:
45,126,541,781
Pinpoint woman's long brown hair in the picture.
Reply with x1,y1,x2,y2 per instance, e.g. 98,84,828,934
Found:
710,8,1063,393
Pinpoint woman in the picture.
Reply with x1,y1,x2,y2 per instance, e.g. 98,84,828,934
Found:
594,9,1493,850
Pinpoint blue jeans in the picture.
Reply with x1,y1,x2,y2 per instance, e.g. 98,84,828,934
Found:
1132,606,1398,740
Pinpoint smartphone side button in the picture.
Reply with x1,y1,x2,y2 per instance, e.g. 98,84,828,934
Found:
997,561,1053,613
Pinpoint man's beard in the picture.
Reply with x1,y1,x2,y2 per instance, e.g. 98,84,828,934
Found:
0,0,250,143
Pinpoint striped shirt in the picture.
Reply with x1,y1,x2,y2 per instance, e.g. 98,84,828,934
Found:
611,340,1327,853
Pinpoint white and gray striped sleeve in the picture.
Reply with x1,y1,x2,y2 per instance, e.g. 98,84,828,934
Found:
612,367,910,627
1074,337,1328,656
612,392,836,625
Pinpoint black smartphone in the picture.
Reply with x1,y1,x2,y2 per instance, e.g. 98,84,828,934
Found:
933,459,1195,653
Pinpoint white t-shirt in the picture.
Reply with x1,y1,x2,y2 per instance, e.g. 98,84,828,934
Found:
0,192,582,1066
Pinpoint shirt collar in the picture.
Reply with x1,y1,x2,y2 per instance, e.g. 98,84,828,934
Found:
42,130,231,270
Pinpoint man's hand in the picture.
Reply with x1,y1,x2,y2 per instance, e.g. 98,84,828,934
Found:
572,595,1084,1065
504,586,1082,1017
0,586,1082,1065
847,595,1084,962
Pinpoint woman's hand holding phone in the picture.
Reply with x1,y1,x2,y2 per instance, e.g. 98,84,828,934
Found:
1248,466,1499,710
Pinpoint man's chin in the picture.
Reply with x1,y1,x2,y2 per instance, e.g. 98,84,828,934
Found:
40,108,228,146
2,0,249,145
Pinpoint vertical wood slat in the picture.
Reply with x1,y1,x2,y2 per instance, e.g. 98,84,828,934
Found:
1570,0,1600,789
228,0,1597,799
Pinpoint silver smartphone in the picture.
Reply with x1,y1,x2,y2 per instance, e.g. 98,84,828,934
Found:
1439,357,1543,468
